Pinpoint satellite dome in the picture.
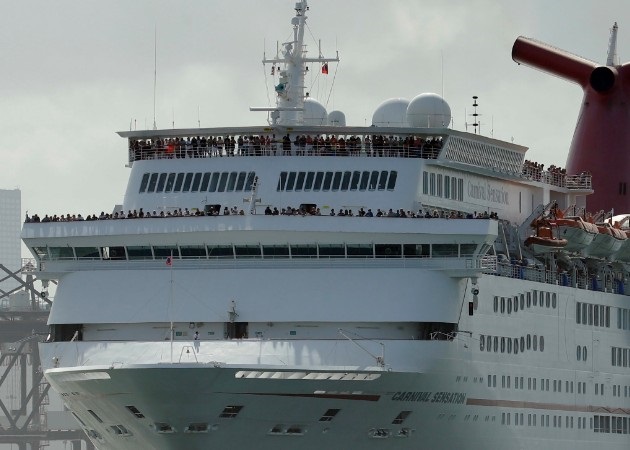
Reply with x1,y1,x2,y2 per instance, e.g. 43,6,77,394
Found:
406,93,451,128
372,98,409,127
328,110,346,127
303,98,328,125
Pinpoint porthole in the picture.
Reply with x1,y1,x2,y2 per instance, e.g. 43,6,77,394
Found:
526,334,531,350
480,335,485,351
540,336,544,352
552,293,557,309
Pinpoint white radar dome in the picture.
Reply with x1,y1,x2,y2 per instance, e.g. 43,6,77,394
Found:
406,93,451,128
303,98,328,126
372,98,409,127
328,110,346,127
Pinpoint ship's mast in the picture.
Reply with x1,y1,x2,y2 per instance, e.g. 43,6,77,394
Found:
606,22,618,66
257,0,339,126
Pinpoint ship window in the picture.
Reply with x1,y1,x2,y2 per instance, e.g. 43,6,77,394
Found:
331,172,342,191
126,405,145,419
208,173,220,192
219,405,243,419
545,292,550,308
594,304,599,325
323,172,333,190
319,244,345,258
151,246,178,259
304,172,315,191
235,172,247,191
507,338,512,353
507,298,512,314
520,294,525,310
403,244,429,258
234,245,261,258
387,171,398,190
493,336,498,352
457,178,464,200
429,173,436,195
71,412,87,426
185,423,209,433
153,173,166,193
313,172,324,191
451,177,458,199
153,422,174,433
290,244,317,258
432,244,458,257
285,172,297,191
378,171,388,191
49,247,74,260
217,172,228,192
444,175,451,198
200,172,211,191
101,246,126,260
392,411,411,425
436,174,443,197
207,245,234,258
375,244,401,258
147,173,159,192
127,246,153,260
180,245,207,258
262,245,290,258
422,171,428,194
190,173,202,192
368,171,379,190
532,291,537,306
226,172,238,192
500,297,506,313
540,336,544,352
480,335,485,351
520,336,525,353
551,293,557,309
526,292,531,308
139,173,150,193
172,172,184,192
295,172,306,191
87,410,103,423
533,335,538,351
341,171,352,190
359,171,370,190
460,243,477,255
513,338,518,354
33,247,48,260
162,173,175,193
500,337,505,353
75,247,100,259
347,244,373,258
526,334,531,350
319,408,340,422
244,172,256,191
182,173,194,192
486,335,492,351
350,171,360,190
493,296,498,313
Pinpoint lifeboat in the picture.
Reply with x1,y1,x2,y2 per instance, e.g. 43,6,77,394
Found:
554,215,598,252
525,226,568,254
584,223,626,258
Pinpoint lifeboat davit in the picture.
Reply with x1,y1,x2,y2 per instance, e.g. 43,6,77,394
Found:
525,226,568,254
554,215,598,252
585,223,626,258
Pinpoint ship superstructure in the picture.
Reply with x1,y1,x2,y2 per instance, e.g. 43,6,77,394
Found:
22,2,630,449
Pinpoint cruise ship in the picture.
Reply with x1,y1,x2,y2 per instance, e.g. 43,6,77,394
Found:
23,2,630,449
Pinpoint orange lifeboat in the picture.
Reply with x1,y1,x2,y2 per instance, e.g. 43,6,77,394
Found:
525,225,568,254
585,222,626,258
553,209,598,252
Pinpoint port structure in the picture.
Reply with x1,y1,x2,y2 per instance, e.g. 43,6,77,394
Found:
0,260,92,449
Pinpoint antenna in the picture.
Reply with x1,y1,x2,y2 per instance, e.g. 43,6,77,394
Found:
152,25,157,130
607,22,618,66
471,96,480,134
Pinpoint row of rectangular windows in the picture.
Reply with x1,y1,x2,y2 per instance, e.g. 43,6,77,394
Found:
502,412,581,429
576,302,611,328
488,375,574,393
139,171,257,194
493,290,557,314
34,242,480,261
480,334,543,354
594,415,629,434
422,171,464,201
276,170,397,192
611,347,630,368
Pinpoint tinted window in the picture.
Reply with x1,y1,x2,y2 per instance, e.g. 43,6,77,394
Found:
359,171,370,190
139,173,150,193
244,172,256,191
235,172,246,191
323,172,333,191
332,172,342,191
295,172,306,191
341,171,352,190
313,172,324,190
350,171,360,190
286,172,296,191
182,173,193,191
369,171,379,190
304,172,315,191
165,173,176,192
209,173,220,192
387,171,398,190
277,172,288,191
174,173,185,192
191,173,202,192
378,171,389,190
200,173,211,191
226,172,237,192
218,172,228,192
148,173,159,192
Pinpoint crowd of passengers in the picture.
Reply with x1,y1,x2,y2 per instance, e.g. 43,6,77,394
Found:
129,134,444,160
521,160,591,188
25,208,498,223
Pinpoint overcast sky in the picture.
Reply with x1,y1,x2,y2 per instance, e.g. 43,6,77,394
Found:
1,0,628,222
